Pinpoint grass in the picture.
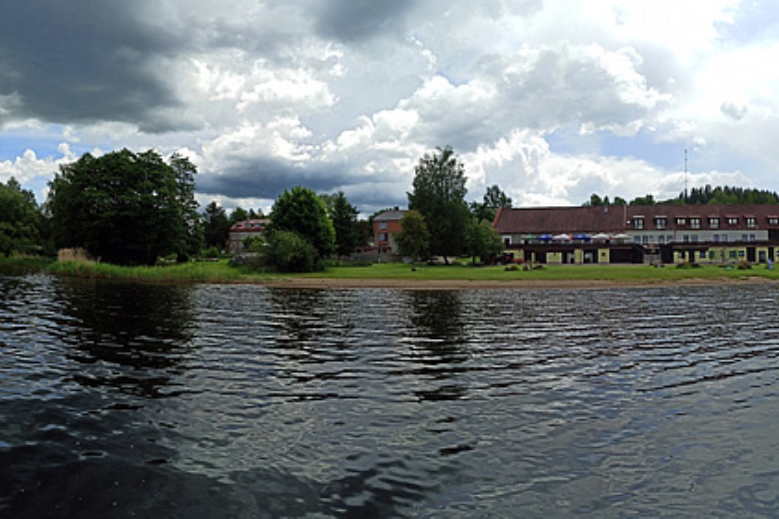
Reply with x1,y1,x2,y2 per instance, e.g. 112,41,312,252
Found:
297,261,779,284
4,256,779,286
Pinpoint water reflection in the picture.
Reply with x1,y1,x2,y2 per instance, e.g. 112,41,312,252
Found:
55,278,196,398
402,291,471,402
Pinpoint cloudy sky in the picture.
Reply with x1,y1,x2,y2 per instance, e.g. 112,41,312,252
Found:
2,0,779,216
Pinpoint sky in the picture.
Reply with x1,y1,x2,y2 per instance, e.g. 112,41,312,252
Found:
2,0,779,217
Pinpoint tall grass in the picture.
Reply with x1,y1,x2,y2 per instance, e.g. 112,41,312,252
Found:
5,255,778,285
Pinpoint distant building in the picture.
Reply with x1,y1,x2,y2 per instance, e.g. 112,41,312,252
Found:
229,219,269,254
493,204,779,265
373,208,406,255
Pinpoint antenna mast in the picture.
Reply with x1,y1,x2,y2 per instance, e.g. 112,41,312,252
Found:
684,149,688,203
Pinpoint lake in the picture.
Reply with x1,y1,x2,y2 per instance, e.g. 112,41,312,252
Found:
2,272,779,517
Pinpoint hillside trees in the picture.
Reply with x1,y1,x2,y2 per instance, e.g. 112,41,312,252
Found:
407,146,471,262
0,177,42,257
46,149,202,265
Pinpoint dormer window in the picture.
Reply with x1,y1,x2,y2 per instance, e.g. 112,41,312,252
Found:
727,216,738,225
709,217,720,229
633,217,644,230
656,217,667,229
690,218,701,229
676,217,686,226
746,217,756,229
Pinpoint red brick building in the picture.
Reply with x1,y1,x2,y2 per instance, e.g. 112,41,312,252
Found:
228,219,270,254
373,209,406,254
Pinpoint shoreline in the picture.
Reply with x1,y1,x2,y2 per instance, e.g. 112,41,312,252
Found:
258,276,778,290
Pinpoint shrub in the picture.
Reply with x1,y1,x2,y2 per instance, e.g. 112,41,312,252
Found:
266,230,320,272
737,260,752,270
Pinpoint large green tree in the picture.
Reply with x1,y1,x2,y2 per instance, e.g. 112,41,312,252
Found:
0,177,42,257
202,201,231,250
395,209,430,261
46,149,201,265
330,191,360,257
407,146,471,262
267,186,335,269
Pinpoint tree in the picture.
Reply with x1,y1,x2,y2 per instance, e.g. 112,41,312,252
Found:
0,177,42,257
471,184,512,222
202,201,231,250
407,146,471,263
265,230,317,272
46,149,200,265
465,218,504,263
266,186,335,269
330,192,360,257
169,153,204,260
395,210,430,260
629,194,656,206
230,207,250,224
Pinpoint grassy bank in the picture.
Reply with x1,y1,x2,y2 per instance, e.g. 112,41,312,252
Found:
45,258,277,284
29,257,779,286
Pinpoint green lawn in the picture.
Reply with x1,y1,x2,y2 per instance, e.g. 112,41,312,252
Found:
4,256,777,285
299,261,779,283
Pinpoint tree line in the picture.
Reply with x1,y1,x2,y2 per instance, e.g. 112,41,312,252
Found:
584,185,779,207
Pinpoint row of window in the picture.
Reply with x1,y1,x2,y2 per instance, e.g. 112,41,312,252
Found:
679,250,777,261
634,234,758,244
634,216,773,230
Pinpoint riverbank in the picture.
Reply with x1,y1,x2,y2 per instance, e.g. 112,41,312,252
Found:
6,257,776,290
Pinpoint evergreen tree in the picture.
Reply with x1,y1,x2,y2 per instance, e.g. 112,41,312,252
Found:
202,201,231,250
330,191,359,257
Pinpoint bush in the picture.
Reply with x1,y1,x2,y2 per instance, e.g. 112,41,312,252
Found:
266,230,320,272
201,246,220,260
737,260,752,270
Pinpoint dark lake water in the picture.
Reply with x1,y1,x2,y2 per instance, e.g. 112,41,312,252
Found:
3,272,779,517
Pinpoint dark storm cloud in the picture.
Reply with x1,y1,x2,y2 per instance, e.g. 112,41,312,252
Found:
196,158,357,200
314,0,415,42
0,0,183,131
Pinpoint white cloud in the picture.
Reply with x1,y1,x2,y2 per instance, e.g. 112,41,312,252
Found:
2,0,778,213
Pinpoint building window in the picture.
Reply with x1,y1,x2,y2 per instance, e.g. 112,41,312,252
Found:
700,251,707,259
749,234,756,241
658,235,665,244
713,234,720,242
656,217,667,229
378,222,388,230
690,218,701,229
634,236,641,244
634,218,644,229
721,234,728,242
676,218,686,226
730,250,737,259
691,235,698,242
746,217,756,228
378,233,387,242
642,236,649,244
741,234,748,242
769,217,779,225
683,235,690,242
709,218,720,229
727,217,738,225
